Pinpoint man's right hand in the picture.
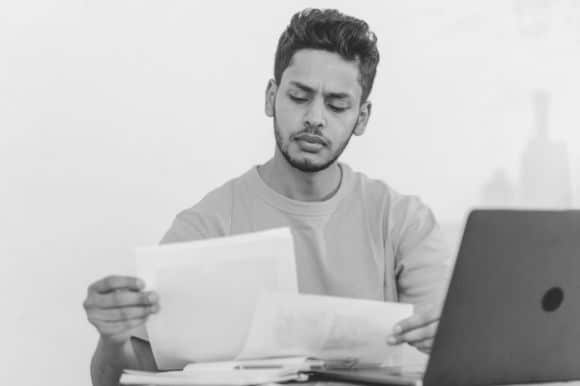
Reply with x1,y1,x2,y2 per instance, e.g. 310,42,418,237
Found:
83,275,159,346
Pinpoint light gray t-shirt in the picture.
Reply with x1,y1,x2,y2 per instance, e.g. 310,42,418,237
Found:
160,163,451,307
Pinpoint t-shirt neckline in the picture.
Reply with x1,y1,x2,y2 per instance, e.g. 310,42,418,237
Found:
247,162,353,216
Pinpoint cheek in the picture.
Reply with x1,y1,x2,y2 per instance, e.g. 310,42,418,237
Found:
342,109,360,126
329,113,359,137
275,101,302,131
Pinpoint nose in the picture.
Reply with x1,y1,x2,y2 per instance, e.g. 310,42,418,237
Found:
304,97,326,130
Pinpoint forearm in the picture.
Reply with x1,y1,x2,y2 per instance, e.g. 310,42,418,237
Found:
90,338,138,386
84,276,159,386
90,336,158,386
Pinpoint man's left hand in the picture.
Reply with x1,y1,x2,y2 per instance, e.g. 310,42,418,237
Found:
387,305,441,354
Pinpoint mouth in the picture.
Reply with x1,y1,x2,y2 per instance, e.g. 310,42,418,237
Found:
294,133,327,146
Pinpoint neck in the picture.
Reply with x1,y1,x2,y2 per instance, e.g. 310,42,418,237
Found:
258,150,343,202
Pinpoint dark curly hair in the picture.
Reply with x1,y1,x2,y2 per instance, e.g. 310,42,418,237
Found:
274,8,380,104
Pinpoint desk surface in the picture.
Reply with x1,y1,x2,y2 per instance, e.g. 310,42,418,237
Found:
305,382,580,386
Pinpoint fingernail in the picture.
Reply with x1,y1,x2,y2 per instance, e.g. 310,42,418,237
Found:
387,336,398,345
150,304,160,313
392,325,402,335
148,292,158,303
137,279,145,289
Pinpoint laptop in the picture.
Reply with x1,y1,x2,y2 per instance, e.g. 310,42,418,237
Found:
312,210,580,386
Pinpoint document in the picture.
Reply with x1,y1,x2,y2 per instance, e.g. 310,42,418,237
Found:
120,357,316,385
120,368,308,385
135,227,417,373
136,228,298,370
238,292,414,367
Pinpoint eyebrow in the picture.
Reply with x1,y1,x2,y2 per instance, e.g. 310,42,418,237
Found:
289,81,352,100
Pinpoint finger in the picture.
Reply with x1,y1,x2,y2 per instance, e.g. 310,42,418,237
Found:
412,339,433,354
91,291,158,309
399,321,437,344
393,310,439,336
89,305,159,322
388,320,438,345
89,276,145,294
98,318,148,336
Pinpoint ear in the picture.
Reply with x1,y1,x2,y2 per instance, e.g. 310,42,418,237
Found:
265,79,278,117
353,100,372,136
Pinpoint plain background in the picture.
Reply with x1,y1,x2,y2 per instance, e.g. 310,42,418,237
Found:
1,1,579,385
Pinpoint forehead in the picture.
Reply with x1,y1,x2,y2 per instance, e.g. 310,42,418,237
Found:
280,49,361,97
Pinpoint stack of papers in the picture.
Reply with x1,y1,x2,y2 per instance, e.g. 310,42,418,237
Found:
119,356,424,386
183,357,324,372
120,357,315,385
120,368,308,385
129,228,419,385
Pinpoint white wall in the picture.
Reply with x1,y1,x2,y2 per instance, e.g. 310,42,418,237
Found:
1,1,578,385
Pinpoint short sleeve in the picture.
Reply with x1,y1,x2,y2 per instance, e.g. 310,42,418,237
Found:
159,210,212,245
390,196,452,309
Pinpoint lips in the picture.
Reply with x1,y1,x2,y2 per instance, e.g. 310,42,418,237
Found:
294,133,327,146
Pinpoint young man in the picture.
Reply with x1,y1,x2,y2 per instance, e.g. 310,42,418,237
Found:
83,8,451,386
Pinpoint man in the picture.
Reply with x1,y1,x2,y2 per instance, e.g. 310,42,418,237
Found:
83,8,451,386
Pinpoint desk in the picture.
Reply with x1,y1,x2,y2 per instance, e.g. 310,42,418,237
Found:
129,340,580,386
129,382,580,386
305,382,580,386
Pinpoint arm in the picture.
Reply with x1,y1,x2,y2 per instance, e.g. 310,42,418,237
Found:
393,198,451,307
88,207,225,385
387,195,452,352
90,337,158,386
84,276,159,386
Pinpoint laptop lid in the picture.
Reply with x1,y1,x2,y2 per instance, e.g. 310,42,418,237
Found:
424,210,580,386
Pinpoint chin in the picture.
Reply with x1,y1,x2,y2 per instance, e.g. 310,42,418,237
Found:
288,156,333,173
276,138,336,173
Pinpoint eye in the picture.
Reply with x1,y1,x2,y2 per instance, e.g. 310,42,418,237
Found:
289,95,308,103
328,104,347,113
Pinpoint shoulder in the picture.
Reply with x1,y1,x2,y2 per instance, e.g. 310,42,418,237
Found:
161,170,251,243
187,175,238,219
347,166,436,239
345,165,391,206
348,167,425,216
386,187,438,249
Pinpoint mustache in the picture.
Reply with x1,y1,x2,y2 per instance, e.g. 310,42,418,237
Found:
301,124,322,135
295,125,324,138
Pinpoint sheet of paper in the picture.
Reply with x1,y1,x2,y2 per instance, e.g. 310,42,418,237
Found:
120,369,307,385
237,292,413,367
183,357,318,371
136,228,298,370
